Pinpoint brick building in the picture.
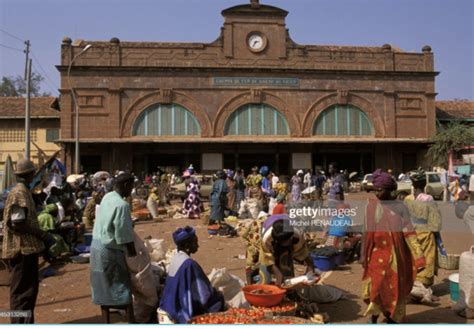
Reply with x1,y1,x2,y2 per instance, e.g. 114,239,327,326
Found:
58,0,438,175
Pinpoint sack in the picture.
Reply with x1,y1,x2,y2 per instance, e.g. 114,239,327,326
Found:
298,285,346,303
131,263,158,306
126,232,151,273
145,239,166,262
208,268,244,303
459,246,474,309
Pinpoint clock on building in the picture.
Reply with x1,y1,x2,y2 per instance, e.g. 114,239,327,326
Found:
247,32,267,52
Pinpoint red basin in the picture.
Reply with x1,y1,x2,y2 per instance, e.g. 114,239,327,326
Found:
242,284,286,307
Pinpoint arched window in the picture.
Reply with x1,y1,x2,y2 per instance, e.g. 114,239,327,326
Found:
313,105,373,136
224,104,289,135
133,103,200,136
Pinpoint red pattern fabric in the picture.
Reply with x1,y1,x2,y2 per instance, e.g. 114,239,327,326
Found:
362,199,419,317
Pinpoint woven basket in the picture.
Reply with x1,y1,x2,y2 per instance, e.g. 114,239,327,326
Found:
438,253,460,270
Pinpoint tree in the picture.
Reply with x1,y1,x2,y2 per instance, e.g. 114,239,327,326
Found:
427,121,474,168
0,72,51,97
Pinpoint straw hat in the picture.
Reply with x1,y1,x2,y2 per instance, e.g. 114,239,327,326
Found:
15,159,36,175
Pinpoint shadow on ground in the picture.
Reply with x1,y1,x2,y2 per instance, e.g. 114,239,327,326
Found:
317,292,363,323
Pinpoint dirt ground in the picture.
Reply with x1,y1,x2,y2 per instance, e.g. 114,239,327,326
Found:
0,192,473,324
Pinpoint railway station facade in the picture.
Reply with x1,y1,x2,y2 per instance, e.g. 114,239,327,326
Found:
58,1,437,175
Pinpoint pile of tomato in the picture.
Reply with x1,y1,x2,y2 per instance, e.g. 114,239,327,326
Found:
253,301,296,314
255,318,293,324
227,308,265,318
191,314,253,324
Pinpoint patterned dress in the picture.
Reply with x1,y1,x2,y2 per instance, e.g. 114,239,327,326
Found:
291,175,302,203
361,199,425,322
404,193,441,287
182,177,202,219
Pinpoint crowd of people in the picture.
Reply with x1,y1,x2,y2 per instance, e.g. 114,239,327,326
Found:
1,158,473,324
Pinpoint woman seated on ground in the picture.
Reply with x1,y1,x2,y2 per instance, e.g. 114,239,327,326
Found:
37,203,70,260
259,214,316,286
159,226,224,324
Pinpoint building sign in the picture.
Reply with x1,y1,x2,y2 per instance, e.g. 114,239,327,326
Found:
213,77,299,87
292,153,312,170
202,153,223,171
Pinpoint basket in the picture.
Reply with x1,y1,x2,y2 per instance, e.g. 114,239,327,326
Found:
438,253,460,270
255,316,313,324
190,312,253,324
252,301,297,317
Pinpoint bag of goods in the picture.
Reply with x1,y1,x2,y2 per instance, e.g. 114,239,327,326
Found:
144,238,166,262
454,246,474,318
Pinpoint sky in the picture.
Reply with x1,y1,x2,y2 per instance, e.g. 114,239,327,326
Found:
0,0,472,100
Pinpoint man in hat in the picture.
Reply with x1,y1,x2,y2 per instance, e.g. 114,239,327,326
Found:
159,226,224,323
90,172,137,323
2,159,55,323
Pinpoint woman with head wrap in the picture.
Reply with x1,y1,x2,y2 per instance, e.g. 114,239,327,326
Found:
225,170,238,216
362,169,425,324
259,215,315,286
271,192,287,215
234,168,246,211
146,186,160,219
242,211,268,284
158,226,224,323
82,190,104,231
291,170,304,203
404,168,442,303
209,170,228,224
181,170,202,219
240,167,263,219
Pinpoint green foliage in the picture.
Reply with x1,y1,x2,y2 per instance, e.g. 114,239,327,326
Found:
427,121,474,167
0,73,51,97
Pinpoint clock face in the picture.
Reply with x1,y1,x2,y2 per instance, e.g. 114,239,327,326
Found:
248,34,266,52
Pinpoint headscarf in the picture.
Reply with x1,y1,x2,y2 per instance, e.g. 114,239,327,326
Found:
188,164,194,175
409,167,426,183
372,168,397,190
172,226,196,245
276,193,286,203
43,203,58,214
216,170,226,179
226,169,235,178
259,166,269,176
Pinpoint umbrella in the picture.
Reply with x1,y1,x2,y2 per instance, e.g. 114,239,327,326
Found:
1,155,16,192
93,171,110,181
349,171,358,180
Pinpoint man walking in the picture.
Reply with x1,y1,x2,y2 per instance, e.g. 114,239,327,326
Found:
90,172,137,323
2,159,54,323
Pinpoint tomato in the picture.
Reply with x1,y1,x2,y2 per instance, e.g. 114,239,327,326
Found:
253,301,296,313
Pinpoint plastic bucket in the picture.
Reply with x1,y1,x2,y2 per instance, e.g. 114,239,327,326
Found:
449,273,459,302
311,254,336,271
